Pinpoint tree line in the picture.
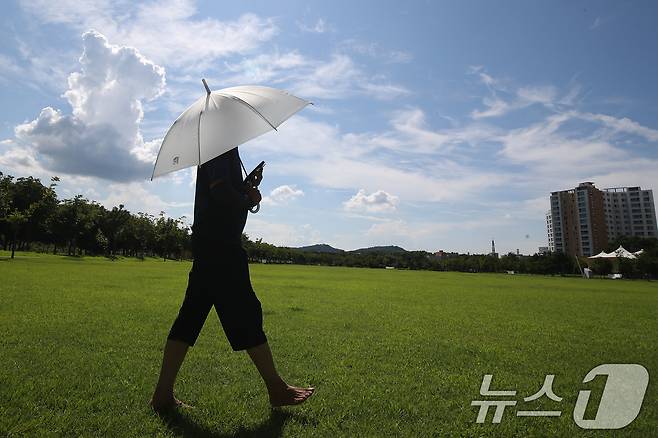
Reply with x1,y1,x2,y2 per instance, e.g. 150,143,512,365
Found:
0,173,190,260
2,172,657,278
243,236,657,278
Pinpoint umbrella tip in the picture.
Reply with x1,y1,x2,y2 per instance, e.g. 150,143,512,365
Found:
202,78,211,95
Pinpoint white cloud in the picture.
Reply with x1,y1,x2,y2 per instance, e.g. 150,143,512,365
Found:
494,109,658,201
131,138,163,164
469,66,498,88
100,181,189,215
346,107,497,155
471,85,558,119
471,97,511,119
591,17,601,29
249,112,509,202
0,141,47,177
0,38,76,92
517,86,557,105
19,0,278,69
469,69,561,119
225,51,409,101
298,18,330,33
342,39,413,64
0,54,24,78
344,189,398,213
589,16,608,30
365,219,409,238
364,217,507,251
465,69,658,196
262,185,304,205
245,218,321,247
12,107,154,181
246,112,509,203
223,50,311,84
292,54,367,99
64,30,165,134
2,30,165,182
575,112,658,141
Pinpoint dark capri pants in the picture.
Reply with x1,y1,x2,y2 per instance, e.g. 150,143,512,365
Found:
167,246,267,351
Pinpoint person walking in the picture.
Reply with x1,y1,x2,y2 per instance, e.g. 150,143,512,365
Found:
150,147,314,411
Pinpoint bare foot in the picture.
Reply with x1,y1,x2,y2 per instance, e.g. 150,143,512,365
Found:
268,382,315,408
150,396,194,413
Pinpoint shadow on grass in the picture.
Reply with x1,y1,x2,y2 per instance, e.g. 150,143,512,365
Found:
158,408,315,438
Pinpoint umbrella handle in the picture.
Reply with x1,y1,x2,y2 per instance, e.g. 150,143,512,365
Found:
249,203,260,214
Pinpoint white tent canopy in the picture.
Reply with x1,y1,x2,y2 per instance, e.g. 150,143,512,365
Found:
588,245,640,259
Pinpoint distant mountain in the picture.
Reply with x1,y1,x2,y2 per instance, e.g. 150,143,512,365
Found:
351,245,407,254
295,244,344,253
295,244,409,254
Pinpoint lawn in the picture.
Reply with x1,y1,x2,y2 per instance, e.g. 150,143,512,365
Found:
0,252,656,437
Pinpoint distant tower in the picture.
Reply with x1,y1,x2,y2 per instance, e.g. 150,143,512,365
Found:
490,239,498,257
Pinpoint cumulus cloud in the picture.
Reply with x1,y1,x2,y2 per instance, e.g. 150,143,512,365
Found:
0,140,46,177
262,185,304,205
344,189,399,213
3,30,165,182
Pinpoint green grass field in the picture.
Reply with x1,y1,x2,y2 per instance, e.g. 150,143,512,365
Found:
1,252,656,437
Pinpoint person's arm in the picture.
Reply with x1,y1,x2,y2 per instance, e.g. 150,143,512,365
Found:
204,155,260,209
208,177,251,209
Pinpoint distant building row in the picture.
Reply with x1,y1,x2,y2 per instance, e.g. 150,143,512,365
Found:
546,182,656,257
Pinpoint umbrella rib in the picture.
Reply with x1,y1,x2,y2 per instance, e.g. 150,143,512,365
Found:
197,110,202,166
215,93,278,131
151,118,179,180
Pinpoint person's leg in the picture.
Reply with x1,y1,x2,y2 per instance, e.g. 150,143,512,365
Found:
247,341,315,407
215,248,315,407
151,339,191,410
151,267,212,411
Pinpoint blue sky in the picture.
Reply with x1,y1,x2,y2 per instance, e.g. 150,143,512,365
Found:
2,0,658,253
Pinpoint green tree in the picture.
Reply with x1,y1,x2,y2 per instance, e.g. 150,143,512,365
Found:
100,204,131,256
0,175,58,257
590,258,613,277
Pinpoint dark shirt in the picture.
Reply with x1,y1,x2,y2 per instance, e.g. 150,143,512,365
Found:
192,148,249,256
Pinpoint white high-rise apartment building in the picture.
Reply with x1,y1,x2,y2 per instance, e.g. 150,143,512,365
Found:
546,211,555,252
546,183,657,256
604,186,656,239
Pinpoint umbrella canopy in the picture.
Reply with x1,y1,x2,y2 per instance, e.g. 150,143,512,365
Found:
588,250,608,259
151,82,310,179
